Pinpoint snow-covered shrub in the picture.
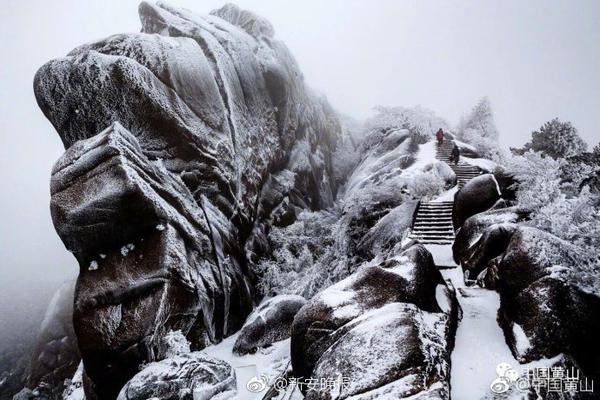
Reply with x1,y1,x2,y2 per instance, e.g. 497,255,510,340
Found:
257,209,350,298
511,118,587,159
456,97,502,160
506,151,600,252
365,105,450,144
403,163,451,201
162,330,191,358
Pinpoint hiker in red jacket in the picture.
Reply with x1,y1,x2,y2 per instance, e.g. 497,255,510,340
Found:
436,128,444,146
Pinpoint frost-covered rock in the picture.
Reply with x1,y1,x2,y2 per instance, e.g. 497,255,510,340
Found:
452,206,522,267
290,244,458,399
494,227,600,383
308,303,451,400
233,295,306,355
19,280,80,399
458,223,518,280
116,353,235,400
453,174,502,228
35,2,343,398
495,227,587,297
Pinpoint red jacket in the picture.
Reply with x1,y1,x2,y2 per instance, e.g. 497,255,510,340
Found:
436,130,444,140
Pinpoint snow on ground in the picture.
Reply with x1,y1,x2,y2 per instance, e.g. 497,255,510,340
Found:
411,140,437,170
448,284,518,399
424,244,457,267
453,139,478,153
441,268,563,400
202,334,291,400
434,186,458,202
462,156,498,172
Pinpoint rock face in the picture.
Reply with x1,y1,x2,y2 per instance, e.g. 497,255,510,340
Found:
290,244,458,399
233,295,306,355
34,3,342,398
25,281,80,397
116,353,235,400
452,206,522,268
494,227,600,382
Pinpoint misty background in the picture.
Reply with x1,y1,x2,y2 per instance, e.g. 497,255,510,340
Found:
1,0,599,355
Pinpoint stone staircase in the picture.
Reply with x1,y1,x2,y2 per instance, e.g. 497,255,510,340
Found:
435,140,456,163
435,140,482,188
408,139,485,245
408,201,454,244
451,164,482,188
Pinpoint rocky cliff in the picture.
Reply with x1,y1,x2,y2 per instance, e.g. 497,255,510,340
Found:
34,2,342,398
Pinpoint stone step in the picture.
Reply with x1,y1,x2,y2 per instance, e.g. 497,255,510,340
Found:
410,234,455,238
410,236,455,241
413,224,454,229
411,240,454,245
414,225,454,229
414,229,454,233
411,230,454,235
413,222,453,227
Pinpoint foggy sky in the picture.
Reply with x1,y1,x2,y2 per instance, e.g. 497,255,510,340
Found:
1,0,599,332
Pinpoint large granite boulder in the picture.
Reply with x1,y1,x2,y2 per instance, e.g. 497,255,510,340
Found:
34,3,342,398
452,206,522,266
233,295,306,355
290,244,458,399
452,174,501,229
459,223,518,280
495,227,600,383
116,353,235,400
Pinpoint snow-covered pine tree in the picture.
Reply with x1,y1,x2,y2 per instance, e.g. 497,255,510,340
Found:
511,118,587,158
456,97,501,159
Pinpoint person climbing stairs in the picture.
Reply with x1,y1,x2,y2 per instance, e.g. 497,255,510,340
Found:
435,139,482,187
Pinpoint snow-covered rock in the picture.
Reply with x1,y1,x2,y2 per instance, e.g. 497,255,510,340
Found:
492,227,600,383
453,174,502,228
34,2,344,398
290,244,458,399
307,303,452,400
452,206,523,266
20,281,80,399
116,353,235,400
458,223,518,280
233,295,306,355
